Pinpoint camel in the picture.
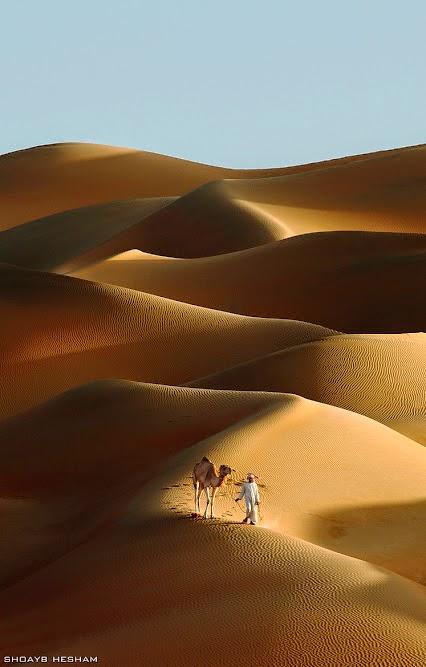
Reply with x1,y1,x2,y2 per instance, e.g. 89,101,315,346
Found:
192,456,233,518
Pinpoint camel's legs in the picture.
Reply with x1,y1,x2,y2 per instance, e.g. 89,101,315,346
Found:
203,486,211,518
194,481,199,514
210,486,218,518
196,484,203,514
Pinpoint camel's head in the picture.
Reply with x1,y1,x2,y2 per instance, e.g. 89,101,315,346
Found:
219,465,232,478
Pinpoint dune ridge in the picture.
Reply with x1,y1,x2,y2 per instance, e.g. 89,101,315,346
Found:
0,262,336,418
1,379,425,583
216,143,426,237
189,333,426,442
72,231,426,332
0,183,285,271
1,141,425,665
0,197,176,271
1,520,425,665
1,380,425,663
2,140,424,230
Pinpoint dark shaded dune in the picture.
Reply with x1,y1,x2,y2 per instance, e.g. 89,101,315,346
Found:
0,263,336,418
0,183,285,272
74,231,426,332
0,380,278,589
0,380,277,498
189,333,426,442
104,179,286,259
0,197,175,271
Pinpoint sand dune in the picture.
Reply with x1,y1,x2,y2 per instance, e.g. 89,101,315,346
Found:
0,381,277,499
72,231,426,332
1,522,425,665
190,333,426,443
2,143,424,270
0,263,335,418
94,142,426,261
0,381,277,589
0,381,425,664
1,380,424,584
2,141,421,231
73,142,426,260
217,143,426,236
0,143,235,231
0,198,176,271
108,179,287,258
141,390,426,584
1,141,426,665
0,182,285,270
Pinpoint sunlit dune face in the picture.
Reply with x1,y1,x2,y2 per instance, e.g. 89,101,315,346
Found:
0,142,425,665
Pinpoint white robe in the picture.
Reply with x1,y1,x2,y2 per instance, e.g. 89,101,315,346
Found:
236,481,260,524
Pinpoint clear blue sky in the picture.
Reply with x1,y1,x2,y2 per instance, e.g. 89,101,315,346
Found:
1,1,425,167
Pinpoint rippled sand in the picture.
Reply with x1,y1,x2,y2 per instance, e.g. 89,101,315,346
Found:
0,142,425,665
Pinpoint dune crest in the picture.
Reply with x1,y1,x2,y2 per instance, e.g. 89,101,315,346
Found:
218,143,426,236
0,263,336,418
1,379,425,586
0,197,176,271
2,140,423,230
189,333,426,442
72,231,426,332
1,141,426,665
0,143,231,230
1,381,426,663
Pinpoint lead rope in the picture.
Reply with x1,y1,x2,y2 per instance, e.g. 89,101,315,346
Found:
235,498,247,515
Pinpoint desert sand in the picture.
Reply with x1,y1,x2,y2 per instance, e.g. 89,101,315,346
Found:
0,142,425,665
72,231,426,332
189,333,426,443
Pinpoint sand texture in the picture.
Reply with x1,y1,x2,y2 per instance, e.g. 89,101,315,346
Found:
0,142,425,666
72,231,426,332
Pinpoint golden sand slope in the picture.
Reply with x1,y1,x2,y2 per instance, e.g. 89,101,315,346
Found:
0,382,425,664
2,141,420,231
0,264,335,418
1,380,424,583
141,389,426,584
4,144,426,271
217,143,426,236
0,143,234,230
101,142,426,260
1,141,426,665
189,334,426,443
1,520,425,666
2,143,425,266
72,231,426,332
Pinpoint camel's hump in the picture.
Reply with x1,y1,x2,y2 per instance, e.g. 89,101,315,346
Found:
201,456,211,463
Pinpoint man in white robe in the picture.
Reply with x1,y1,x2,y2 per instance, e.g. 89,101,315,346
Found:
235,473,260,524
